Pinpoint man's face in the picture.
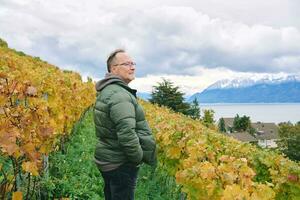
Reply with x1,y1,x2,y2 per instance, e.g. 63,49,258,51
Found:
111,52,135,84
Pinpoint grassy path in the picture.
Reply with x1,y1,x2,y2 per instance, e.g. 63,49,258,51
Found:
43,110,181,199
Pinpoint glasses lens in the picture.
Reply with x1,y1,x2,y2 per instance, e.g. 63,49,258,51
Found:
122,62,136,66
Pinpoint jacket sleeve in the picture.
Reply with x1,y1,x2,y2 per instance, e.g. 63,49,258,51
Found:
136,116,157,167
109,92,143,164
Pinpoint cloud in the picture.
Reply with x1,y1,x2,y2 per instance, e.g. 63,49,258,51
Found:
272,55,300,69
1,0,300,80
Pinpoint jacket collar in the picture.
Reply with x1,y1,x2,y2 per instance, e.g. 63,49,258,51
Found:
95,73,137,97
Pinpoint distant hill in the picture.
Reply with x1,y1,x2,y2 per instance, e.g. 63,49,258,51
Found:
189,75,300,103
137,92,151,100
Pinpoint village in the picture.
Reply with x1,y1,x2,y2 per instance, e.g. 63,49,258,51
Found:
220,117,279,148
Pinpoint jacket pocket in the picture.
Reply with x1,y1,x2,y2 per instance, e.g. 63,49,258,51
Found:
142,146,157,167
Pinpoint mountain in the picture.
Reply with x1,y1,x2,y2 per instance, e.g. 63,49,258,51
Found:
189,75,300,103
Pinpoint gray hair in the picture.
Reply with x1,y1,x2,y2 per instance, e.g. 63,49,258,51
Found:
106,49,125,72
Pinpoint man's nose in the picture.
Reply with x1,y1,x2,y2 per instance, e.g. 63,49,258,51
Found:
130,65,135,70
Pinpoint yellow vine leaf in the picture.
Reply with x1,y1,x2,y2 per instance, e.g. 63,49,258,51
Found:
0,72,7,79
0,95,7,105
21,143,41,162
0,129,20,156
12,191,23,200
222,184,250,200
22,161,39,176
198,161,216,180
39,126,54,139
166,146,181,159
39,144,51,154
250,184,275,200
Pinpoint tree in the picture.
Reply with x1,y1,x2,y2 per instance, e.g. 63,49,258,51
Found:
239,115,251,131
150,79,190,115
248,126,256,136
202,109,215,128
0,38,8,47
218,117,226,133
186,98,201,120
233,114,251,132
278,122,300,161
233,114,240,131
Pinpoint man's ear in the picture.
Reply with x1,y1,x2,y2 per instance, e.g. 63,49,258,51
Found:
110,65,117,74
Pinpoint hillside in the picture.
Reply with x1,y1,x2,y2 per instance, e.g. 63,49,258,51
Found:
1,38,300,199
0,39,96,199
140,100,300,199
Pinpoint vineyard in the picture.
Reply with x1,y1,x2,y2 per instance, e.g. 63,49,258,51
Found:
0,39,95,199
1,39,300,199
141,101,300,199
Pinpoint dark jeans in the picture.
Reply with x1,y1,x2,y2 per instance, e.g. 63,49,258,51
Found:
100,163,140,200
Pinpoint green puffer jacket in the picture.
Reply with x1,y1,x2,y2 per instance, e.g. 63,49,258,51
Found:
93,74,157,166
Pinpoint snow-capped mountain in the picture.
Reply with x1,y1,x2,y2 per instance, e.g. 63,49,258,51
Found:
189,74,300,103
207,74,300,90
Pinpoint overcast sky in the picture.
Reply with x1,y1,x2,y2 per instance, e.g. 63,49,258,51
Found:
1,0,300,95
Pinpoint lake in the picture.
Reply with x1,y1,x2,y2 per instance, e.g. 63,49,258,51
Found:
200,103,300,124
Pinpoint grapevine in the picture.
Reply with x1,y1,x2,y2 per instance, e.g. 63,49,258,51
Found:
0,44,95,199
141,101,300,200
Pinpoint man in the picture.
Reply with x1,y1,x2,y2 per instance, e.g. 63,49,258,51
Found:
93,49,157,200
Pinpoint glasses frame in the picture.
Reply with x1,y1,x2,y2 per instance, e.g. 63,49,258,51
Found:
113,61,136,67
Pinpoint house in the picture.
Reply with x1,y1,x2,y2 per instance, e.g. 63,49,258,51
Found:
252,122,279,148
222,118,235,133
228,131,257,143
221,118,279,148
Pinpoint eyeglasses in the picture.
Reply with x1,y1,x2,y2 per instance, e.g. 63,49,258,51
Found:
113,61,136,67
